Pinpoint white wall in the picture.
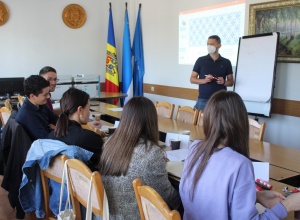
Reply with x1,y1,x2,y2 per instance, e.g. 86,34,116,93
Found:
1,0,300,149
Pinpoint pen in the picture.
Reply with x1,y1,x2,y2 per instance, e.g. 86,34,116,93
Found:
205,75,218,80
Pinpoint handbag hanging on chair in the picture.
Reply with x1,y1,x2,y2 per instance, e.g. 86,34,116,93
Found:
58,160,110,220
57,162,75,220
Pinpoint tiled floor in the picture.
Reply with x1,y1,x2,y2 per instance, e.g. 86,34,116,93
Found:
0,175,32,220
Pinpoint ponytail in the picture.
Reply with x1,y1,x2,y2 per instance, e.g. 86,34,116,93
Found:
54,112,70,137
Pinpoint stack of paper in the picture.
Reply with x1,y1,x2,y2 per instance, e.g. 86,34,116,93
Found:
166,161,184,178
99,121,120,132
166,149,188,162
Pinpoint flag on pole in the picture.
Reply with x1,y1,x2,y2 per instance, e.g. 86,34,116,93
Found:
105,3,119,105
121,3,133,106
132,4,144,96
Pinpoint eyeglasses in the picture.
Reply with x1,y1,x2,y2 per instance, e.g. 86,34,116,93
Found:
47,78,59,82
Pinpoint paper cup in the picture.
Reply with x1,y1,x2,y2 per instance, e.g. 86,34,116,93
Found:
170,139,181,150
108,128,116,135
94,114,101,121
181,130,190,135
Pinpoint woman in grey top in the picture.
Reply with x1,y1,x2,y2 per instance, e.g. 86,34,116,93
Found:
98,97,181,220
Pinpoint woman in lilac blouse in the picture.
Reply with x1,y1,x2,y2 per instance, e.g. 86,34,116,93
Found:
179,90,300,220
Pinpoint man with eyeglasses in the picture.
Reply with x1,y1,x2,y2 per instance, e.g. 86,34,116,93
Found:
38,66,102,130
39,66,58,111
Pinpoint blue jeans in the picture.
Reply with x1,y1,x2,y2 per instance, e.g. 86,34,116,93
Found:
194,98,208,111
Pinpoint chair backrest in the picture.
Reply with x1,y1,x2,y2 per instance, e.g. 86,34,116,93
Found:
17,95,25,107
155,101,175,119
65,158,106,219
249,118,266,141
4,98,12,111
132,178,181,220
175,105,198,125
81,123,104,136
0,106,12,126
40,154,69,219
197,110,204,126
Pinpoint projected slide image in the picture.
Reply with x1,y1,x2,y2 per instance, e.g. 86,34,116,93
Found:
179,1,245,66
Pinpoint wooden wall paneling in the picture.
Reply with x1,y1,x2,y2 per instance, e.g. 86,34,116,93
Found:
100,83,300,117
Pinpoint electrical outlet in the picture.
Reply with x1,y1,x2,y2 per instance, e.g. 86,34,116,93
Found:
151,86,154,91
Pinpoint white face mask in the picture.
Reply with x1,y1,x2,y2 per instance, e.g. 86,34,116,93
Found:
207,45,217,54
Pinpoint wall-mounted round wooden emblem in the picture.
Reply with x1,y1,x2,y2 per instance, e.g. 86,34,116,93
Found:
0,1,9,26
62,4,86,29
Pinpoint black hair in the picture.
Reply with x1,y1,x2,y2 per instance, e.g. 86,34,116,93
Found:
208,35,221,44
39,66,57,75
54,87,90,137
24,75,50,97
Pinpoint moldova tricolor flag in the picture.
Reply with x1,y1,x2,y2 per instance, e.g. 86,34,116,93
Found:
105,4,119,105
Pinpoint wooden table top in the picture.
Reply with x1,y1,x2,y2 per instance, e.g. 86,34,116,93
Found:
91,92,128,100
90,101,122,119
90,102,205,139
270,165,299,181
249,139,300,173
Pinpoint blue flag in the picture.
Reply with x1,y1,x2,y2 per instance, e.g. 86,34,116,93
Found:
132,5,144,97
121,6,133,106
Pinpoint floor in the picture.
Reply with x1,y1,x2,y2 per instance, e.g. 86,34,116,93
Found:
0,175,32,220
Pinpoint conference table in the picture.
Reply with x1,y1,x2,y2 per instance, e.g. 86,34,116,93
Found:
91,101,300,220
91,101,300,183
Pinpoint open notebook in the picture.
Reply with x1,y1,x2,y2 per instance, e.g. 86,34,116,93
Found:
166,161,184,179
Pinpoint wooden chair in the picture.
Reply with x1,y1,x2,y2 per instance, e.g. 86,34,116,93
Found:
17,95,25,107
81,123,104,137
175,105,198,125
0,106,12,126
4,98,12,111
65,159,108,220
132,178,181,220
40,154,69,219
197,110,204,126
249,118,266,141
155,101,175,119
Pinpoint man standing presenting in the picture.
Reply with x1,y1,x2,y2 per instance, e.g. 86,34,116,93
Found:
16,75,58,141
39,66,58,112
190,35,234,110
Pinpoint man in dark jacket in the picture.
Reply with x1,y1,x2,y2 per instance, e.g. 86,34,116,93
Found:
15,75,58,141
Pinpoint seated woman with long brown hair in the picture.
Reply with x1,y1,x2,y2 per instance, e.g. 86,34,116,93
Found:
180,90,300,220
98,96,181,220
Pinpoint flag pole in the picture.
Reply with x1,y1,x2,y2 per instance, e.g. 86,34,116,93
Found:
121,1,133,106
